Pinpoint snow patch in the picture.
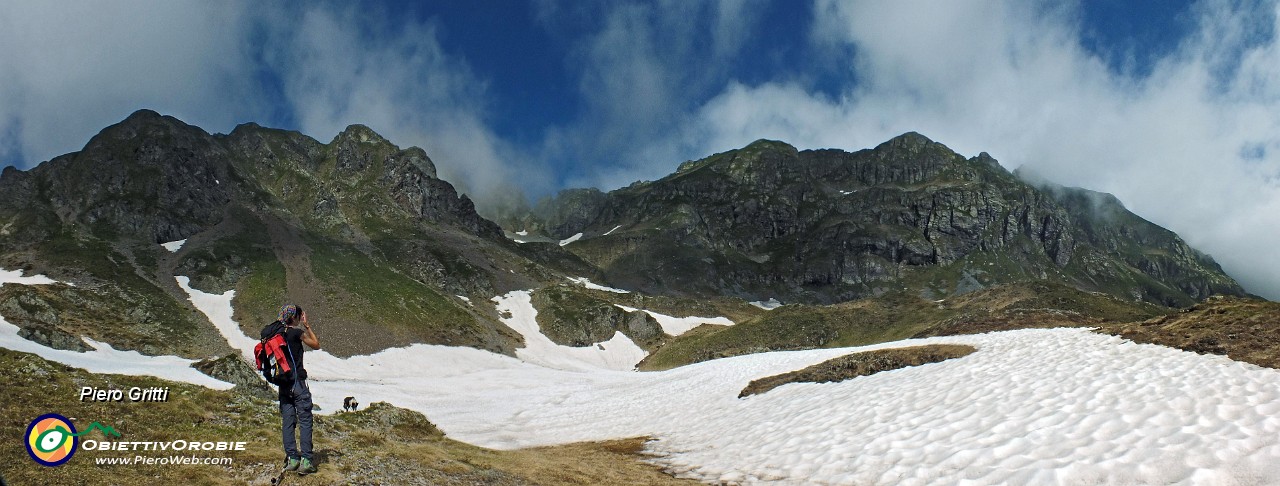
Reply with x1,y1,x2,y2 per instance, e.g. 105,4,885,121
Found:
457,295,472,305
566,277,630,293
515,230,528,236
176,277,259,359
0,268,61,287
446,328,1280,485
0,319,233,389
614,305,734,336
173,275,1280,484
177,281,648,413
559,232,583,246
749,298,782,310
494,291,646,372
604,225,622,236
0,270,229,389
161,239,187,252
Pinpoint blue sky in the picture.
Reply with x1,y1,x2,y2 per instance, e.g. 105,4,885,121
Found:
3,0,1280,299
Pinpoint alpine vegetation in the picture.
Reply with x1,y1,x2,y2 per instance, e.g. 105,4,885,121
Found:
0,112,1274,485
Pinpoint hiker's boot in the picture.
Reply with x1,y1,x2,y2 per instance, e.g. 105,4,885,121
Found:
283,457,300,472
298,457,317,475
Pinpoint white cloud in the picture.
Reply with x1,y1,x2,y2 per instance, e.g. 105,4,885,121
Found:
4,0,1276,299
681,0,1280,299
262,5,546,208
536,1,764,190
0,0,262,167
0,2,541,210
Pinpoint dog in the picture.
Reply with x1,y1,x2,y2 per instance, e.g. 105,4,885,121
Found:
343,396,359,412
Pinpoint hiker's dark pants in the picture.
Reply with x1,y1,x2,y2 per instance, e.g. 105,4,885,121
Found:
280,379,313,461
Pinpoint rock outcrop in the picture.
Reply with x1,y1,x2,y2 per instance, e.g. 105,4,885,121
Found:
513,134,1245,306
0,110,533,359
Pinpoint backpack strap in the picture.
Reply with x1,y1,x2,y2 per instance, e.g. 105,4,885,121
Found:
282,327,301,388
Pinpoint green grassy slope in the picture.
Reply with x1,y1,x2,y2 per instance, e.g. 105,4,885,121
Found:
641,281,1164,370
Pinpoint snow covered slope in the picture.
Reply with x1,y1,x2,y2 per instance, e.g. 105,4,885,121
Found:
494,290,647,371
171,278,1280,485
614,304,734,336
8,268,1280,484
0,269,231,389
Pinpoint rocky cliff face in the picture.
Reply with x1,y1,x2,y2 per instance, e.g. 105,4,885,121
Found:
223,119,503,241
515,133,1245,306
0,113,1251,360
503,188,608,237
0,110,501,246
0,110,236,244
0,110,547,359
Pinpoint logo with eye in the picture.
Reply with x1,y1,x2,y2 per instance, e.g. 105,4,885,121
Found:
25,413,78,467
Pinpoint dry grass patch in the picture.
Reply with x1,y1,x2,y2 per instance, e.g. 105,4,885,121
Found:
739,344,977,398
1102,296,1280,369
478,437,698,485
0,349,697,485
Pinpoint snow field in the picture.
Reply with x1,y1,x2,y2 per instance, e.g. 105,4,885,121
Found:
614,304,735,336
176,280,1280,484
641,330,1280,485
177,281,1280,484
566,276,630,293
493,290,647,372
176,276,258,360
0,269,231,389
11,266,1280,484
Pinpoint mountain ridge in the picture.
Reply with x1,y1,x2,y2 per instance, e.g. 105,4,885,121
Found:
0,109,577,359
0,111,1252,365
503,131,1245,307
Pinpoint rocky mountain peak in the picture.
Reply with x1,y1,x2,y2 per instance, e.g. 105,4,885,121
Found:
741,139,798,154
330,124,397,175
0,111,508,246
84,108,213,154
123,108,164,122
228,121,264,134
505,134,1246,306
333,124,390,146
970,151,1002,170
391,146,438,179
878,131,938,152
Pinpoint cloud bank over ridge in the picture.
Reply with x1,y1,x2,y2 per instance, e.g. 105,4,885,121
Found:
1,0,1279,298
675,0,1280,299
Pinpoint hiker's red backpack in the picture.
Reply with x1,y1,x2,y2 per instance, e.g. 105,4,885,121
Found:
254,321,295,387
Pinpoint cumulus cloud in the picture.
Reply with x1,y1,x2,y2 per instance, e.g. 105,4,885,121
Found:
262,5,543,208
680,0,1280,299
0,2,538,210
4,0,1277,298
0,0,263,168
534,0,761,190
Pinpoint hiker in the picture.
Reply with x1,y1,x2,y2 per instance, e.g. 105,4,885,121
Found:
275,304,321,475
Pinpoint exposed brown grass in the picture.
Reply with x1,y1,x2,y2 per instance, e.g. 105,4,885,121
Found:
739,344,977,398
643,281,1156,371
0,349,695,485
1101,296,1280,369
